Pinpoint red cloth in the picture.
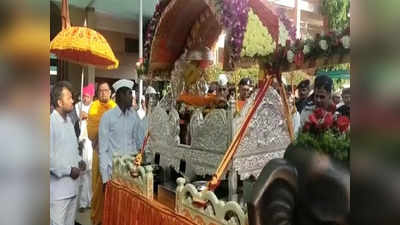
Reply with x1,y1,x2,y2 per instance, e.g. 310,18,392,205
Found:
103,181,197,225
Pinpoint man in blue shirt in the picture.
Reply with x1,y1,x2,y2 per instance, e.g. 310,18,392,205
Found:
98,79,147,186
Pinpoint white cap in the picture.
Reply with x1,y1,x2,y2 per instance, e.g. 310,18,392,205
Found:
145,86,157,94
218,74,228,87
112,79,134,92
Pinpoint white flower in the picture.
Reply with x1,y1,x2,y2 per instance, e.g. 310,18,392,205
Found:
303,45,310,55
341,35,350,49
218,74,228,87
287,50,294,63
319,39,328,51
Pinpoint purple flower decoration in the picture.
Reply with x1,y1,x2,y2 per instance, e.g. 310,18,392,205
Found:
219,0,250,60
277,8,296,41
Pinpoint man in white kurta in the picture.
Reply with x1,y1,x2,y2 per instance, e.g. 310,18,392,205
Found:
75,84,94,210
98,79,147,185
50,81,83,225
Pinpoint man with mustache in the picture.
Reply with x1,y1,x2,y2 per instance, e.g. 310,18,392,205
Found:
50,81,85,225
87,82,116,225
300,75,336,129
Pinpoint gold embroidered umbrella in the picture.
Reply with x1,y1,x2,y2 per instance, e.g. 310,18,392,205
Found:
50,0,119,69
50,0,119,125
50,26,119,69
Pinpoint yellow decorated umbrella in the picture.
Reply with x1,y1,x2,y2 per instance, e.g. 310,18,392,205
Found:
50,0,118,69
50,0,119,125
50,26,119,69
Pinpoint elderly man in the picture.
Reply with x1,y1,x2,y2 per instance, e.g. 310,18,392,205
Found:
50,81,85,225
75,84,95,211
98,79,147,186
87,82,116,225
76,84,94,138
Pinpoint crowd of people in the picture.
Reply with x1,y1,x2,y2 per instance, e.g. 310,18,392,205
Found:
49,74,350,225
177,75,254,145
50,79,148,225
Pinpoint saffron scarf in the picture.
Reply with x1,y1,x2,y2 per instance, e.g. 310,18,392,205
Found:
87,99,116,225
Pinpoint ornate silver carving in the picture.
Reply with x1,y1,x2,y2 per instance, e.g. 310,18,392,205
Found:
168,107,181,144
233,150,285,180
232,91,257,135
190,109,229,152
233,88,290,179
148,105,175,146
147,87,290,182
176,178,248,225
189,109,203,143
111,154,154,199
158,92,174,112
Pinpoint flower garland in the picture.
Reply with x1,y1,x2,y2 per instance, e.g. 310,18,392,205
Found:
278,20,290,46
277,8,296,41
304,27,350,60
143,0,170,67
214,0,250,61
295,107,350,161
264,27,350,71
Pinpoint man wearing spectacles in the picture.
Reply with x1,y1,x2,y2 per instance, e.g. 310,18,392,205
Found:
87,82,116,225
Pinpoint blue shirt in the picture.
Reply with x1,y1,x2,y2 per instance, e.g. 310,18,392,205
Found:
50,110,80,201
98,106,147,183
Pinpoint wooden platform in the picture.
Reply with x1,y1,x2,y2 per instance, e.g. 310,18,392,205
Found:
156,183,177,210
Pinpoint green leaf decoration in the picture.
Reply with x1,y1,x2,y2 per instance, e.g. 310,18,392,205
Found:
241,9,275,57
321,0,350,32
294,130,350,162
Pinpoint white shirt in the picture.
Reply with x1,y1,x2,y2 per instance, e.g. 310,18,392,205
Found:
336,102,344,109
293,111,301,137
98,106,148,183
300,104,315,129
75,101,92,139
50,110,80,201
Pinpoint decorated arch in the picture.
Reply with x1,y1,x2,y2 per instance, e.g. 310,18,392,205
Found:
143,0,297,74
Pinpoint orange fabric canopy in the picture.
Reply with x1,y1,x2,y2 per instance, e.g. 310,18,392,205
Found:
50,26,119,69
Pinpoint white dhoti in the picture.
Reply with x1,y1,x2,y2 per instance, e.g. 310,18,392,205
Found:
79,170,92,208
78,137,93,209
50,196,78,225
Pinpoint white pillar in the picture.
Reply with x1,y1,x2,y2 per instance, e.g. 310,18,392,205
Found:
139,79,143,105
139,0,143,62
86,7,96,85
138,0,144,114
295,0,301,39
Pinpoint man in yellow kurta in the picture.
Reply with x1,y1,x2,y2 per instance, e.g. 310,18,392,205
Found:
87,82,116,225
